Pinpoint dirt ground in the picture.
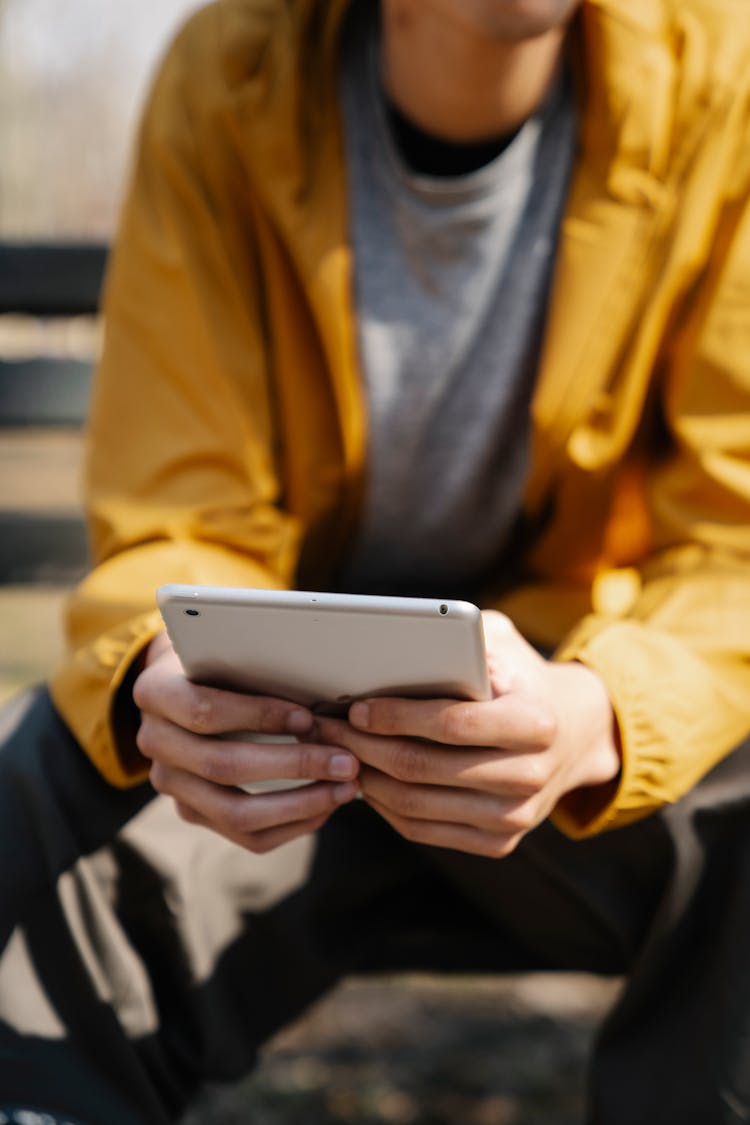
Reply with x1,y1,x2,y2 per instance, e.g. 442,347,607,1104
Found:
181,973,621,1125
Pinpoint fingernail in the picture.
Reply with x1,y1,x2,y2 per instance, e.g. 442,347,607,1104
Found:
349,702,369,729
333,781,359,804
329,753,357,780
286,709,313,734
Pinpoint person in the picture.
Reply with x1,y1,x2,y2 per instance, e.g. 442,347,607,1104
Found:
2,0,750,1121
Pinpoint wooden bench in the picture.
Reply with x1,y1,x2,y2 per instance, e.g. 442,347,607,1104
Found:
0,242,108,584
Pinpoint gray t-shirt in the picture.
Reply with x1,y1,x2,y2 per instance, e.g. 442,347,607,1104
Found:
338,1,577,598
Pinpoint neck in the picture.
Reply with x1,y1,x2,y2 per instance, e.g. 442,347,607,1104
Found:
381,2,569,142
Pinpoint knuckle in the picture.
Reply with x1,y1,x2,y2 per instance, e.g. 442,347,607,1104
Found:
390,741,426,783
500,803,536,834
485,834,518,860
148,761,169,794
514,755,550,797
254,700,288,735
397,816,425,844
240,803,273,837
441,704,476,745
135,720,156,758
186,692,217,735
323,785,347,814
363,701,392,733
132,671,151,712
485,802,512,834
294,745,315,781
174,801,199,825
502,615,519,638
245,833,274,855
390,785,423,820
483,610,517,640
531,709,557,750
224,799,259,837
199,746,238,787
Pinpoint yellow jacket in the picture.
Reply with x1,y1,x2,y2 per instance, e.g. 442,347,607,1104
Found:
51,0,750,837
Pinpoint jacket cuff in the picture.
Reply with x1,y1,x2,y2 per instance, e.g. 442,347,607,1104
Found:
549,617,749,837
50,609,164,788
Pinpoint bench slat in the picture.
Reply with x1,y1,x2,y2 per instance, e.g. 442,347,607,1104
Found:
0,243,108,316
0,358,93,427
0,512,89,583
0,243,103,584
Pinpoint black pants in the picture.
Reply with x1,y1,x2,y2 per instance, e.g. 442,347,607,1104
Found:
1,688,749,1124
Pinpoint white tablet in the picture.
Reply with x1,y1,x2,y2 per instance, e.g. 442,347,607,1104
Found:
156,584,491,710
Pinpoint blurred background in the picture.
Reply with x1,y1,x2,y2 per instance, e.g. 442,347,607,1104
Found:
0,3,618,1120
0,0,200,705
0,0,198,239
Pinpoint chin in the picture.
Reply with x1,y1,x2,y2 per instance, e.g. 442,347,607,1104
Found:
461,0,582,39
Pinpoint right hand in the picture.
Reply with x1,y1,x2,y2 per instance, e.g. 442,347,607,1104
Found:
132,631,360,853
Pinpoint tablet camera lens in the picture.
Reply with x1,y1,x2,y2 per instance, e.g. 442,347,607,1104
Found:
439,604,448,615
184,608,200,617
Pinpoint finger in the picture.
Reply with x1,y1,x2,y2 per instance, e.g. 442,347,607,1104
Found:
134,664,313,738
137,716,359,785
480,609,517,644
359,768,538,836
347,694,555,753
364,794,522,860
314,718,552,799
173,800,332,854
238,813,334,854
149,760,359,837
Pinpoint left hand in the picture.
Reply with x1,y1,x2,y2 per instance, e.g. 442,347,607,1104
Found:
315,611,621,858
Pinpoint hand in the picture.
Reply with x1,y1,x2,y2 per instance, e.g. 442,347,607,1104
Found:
315,611,620,858
132,632,360,853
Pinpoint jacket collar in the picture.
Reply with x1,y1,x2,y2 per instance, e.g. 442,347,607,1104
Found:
225,0,690,514
525,0,677,511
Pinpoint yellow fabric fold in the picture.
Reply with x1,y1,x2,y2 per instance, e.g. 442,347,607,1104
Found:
50,0,750,830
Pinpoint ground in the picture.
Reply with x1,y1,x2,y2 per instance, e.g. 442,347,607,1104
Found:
181,974,620,1124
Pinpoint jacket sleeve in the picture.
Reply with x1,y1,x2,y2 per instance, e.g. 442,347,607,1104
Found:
50,13,301,787
553,178,750,837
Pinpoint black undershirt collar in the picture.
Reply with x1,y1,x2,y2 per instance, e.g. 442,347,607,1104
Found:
385,101,522,178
